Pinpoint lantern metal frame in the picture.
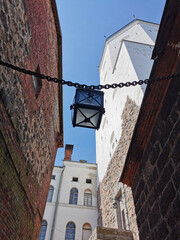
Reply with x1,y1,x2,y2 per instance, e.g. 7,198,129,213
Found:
71,88,105,130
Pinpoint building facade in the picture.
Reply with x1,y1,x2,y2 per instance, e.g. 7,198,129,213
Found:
96,20,159,240
41,145,98,240
0,0,63,239
121,0,180,239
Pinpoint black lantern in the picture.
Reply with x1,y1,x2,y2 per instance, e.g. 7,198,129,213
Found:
71,88,105,130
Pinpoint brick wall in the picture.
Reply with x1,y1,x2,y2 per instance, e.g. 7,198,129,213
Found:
0,0,62,239
132,77,180,240
0,130,34,239
98,97,140,240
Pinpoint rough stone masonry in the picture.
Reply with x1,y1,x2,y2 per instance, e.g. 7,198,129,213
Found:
98,97,140,240
0,0,62,239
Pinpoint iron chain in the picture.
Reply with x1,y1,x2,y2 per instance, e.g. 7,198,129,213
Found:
0,59,179,90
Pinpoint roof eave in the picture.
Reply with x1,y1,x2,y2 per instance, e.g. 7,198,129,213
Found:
99,19,159,72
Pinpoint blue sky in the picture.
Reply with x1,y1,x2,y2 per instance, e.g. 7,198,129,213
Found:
55,0,166,166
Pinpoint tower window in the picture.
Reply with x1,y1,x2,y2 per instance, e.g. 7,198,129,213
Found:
86,179,91,184
69,188,78,205
39,220,47,240
65,222,75,240
47,185,54,203
72,177,78,182
84,189,92,206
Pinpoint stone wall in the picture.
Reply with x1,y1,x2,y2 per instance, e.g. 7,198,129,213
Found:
0,0,62,239
89,226,133,240
98,97,140,240
132,77,180,240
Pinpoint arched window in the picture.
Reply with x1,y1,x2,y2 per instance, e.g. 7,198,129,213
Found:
69,188,78,205
84,189,92,206
82,223,92,240
47,185,54,202
39,220,47,240
65,222,76,240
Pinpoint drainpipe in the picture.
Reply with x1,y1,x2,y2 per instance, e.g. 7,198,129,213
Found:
50,165,65,240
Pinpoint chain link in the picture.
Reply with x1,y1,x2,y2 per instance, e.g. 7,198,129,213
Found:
0,59,179,90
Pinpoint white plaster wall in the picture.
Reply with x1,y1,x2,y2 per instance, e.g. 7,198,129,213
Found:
43,167,63,240
42,162,98,240
53,205,97,240
59,161,97,207
96,20,158,181
43,204,56,240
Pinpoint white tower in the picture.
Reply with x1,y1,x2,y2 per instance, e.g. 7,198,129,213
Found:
96,20,159,181
95,20,159,240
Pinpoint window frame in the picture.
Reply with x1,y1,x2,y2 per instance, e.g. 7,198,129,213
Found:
51,175,56,180
115,188,129,230
69,188,78,205
86,179,92,184
72,177,78,182
65,222,76,240
47,185,54,203
39,220,47,240
84,189,92,207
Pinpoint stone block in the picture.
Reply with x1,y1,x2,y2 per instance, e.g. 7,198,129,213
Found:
149,141,161,165
167,194,180,229
89,227,133,240
160,182,176,216
170,106,179,124
156,163,174,193
139,220,150,240
151,220,168,240
172,164,180,190
168,224,180,240
148,185,158,207
134,179,144,203
147,167,158,192
148,201,161,229
170,133,180,167
159,118,173,148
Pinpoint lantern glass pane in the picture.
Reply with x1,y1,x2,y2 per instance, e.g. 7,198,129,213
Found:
89,112,100,126
77,90,103,107
76,108,100,128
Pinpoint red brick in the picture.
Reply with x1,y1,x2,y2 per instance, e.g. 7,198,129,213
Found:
0,0,63,239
